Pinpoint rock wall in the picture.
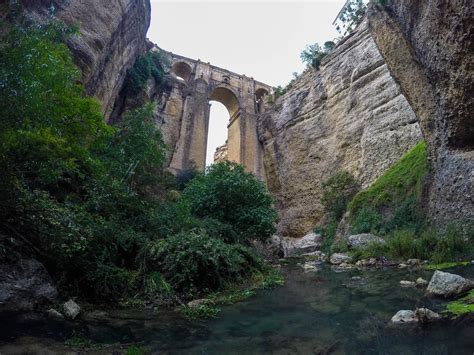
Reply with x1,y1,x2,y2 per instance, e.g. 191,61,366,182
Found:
367,0,474,224
20,0,151,119
258,20,422,238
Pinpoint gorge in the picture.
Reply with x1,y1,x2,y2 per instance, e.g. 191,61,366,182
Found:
0,0,473,353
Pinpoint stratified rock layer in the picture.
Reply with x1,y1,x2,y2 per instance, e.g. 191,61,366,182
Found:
368,0,474,224
258,20,422,237
20,0,151,119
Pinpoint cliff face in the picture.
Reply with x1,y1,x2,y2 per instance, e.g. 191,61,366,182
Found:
258,21,422,238
20,0,151,119
368,0,474,223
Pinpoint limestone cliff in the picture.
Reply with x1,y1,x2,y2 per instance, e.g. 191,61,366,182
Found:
367,0,473,224
258,20,422,238
19,0,151,119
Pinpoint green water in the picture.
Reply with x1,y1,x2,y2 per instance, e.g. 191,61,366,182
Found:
1,264,473,354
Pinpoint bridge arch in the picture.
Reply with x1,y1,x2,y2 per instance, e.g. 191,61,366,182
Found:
209,86,240,119
171,61,193,81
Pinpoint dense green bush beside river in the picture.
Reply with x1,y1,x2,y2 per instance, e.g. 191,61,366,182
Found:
0,23,276,303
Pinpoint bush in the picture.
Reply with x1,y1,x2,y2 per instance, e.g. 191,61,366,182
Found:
142,231,264,294
321,171,359,222
183,161,277,244
125,52,166,95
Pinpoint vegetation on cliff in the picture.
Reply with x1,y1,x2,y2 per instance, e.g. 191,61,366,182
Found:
0,23,277,304
318,141,473,262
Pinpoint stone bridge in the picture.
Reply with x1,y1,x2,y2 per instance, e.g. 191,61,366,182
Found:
155,47,272,179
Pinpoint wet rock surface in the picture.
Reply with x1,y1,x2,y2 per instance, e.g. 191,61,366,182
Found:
427,271,473,298
0,259,57,313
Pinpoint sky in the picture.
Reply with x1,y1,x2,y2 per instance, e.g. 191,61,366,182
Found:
147,0,346,165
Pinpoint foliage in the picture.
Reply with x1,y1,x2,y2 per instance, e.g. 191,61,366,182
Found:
348,141,428,235
445,290,474,317
142,231,264,294
0,23,274,304
180,303,221,319
336,0,367,35
349,225,474,263
183,161,277,244
424,261,470,270
125,51,166,95
321,171,359,222
300,41,335,70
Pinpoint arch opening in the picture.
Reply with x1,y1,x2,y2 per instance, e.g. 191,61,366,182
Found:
255,88,269,114
206,101,229,166
209,86,240,119
206,86,241,167
171,61,192,81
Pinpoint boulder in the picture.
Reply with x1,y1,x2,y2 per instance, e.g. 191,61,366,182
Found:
391,310,417,323
347,234,385,249
329,253,353,265
391,308,441,324
46,308,64,320
302,261,320,272
416,277,428,287
400,280,416,288
0,259,57,313
63,299,81,319
415,308,441,322
407,258,421,265
282,232,322,257
187,299,211,309
427,271,473,298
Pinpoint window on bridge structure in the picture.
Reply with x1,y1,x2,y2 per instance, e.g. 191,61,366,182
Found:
255,88,269,114
171,61,192,81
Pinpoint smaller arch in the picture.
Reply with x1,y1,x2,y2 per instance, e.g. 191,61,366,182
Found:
210,86,240,119
255,88,270,114
255,88,269,101
171,61,193,81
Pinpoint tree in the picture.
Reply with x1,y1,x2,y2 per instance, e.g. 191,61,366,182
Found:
336,0,367,35
300,41,336,70
183,161,277,243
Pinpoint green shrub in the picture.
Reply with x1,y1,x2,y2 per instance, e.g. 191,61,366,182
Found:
183,161,277,244
125,52,166,95
321,171,359,222
142,231,264,294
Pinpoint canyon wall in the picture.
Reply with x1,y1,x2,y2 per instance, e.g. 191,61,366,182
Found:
367,0,474,225
258,20,422,238
19,0,151,119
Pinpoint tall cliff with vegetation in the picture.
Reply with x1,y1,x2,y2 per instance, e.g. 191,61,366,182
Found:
367,0,473,226
258,20,422,238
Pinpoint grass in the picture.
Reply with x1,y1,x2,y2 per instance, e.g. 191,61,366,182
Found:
180,303,221,319
179,268,284,319
64,332,104,350
424,261,471,270
348,226,474,263
348,141,428,235
445,290,474,317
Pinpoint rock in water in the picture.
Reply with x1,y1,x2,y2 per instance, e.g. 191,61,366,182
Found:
416,277,428,287
427,270,473,298
329,253,353,265
400,280,416,288
282,232,322,257
187,299,211,309
415,308,441,322
0,259,57,313
391,310,417,323
63,299,81,319
347,234,385,249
